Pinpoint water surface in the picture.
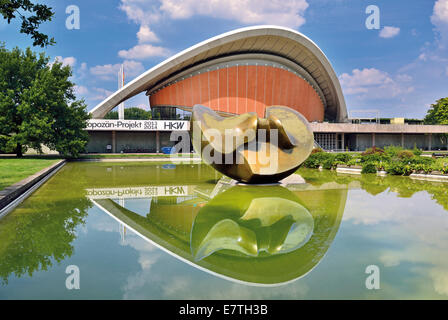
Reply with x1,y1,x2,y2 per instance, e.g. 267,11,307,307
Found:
0,162,447,299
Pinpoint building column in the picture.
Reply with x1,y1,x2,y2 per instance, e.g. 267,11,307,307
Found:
372,133,376,147
156,131,160,153
112,131,116,153
428,133,432,151
401,133,404,148
341,133,345,151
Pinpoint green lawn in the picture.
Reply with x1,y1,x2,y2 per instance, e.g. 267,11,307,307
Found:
0,159,59,191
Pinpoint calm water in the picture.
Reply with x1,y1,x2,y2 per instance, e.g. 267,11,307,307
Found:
0,162,448,299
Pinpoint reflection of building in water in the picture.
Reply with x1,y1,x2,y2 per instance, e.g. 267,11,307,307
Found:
118,199,127,244
88,176,348,286
119,223,127,244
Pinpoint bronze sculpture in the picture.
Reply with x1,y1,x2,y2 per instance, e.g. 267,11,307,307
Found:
190,105,314,184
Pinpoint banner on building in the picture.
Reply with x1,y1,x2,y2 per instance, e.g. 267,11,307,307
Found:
86,119,190,131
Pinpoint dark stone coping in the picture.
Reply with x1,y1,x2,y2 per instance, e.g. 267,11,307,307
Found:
0,160,66,212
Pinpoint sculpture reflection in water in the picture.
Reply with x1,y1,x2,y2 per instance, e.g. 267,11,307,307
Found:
91,178,347,286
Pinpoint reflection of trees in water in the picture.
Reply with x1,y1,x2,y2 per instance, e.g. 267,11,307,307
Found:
0,171,92,285
297,168,353,186
299,168,448,211
0,162,218,285
363,175,448,210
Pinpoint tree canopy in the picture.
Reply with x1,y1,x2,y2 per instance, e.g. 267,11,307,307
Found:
0,0,55,47
104,107,152,120
0,45,90,157
424,97,448,125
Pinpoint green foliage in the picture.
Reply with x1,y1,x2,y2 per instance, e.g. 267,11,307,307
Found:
334,153,352,163
0,0,55,47
397,149,414,160
384,145,404,157
303,152,333,169
302,153,322,169
322,156,336,170
424,97,448,125
361,147,388,163
0,46,89,157
302,147,448,177
361,162,377,174
384,162,413,176
104,107,152,120
412,145,422,156
362,146,385,156
347,157,361,166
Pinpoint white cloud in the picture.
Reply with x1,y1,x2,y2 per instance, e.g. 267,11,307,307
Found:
119,0,163,26
90,60,145,81
74,85,89,95
379,26,400,39
159,0,309,28
432,0,448,24
339,68,414,99
49,56,77,68
80,62,88,72
120,0,309,29
431,0,448,48
339,68,393,94
91,87,114,101
118,44,171,60
117,0,309,63
137,25,160,43
418,53,427,61
396,74,412,82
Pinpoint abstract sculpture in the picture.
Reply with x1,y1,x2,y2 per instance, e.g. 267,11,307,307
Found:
190,105,314,184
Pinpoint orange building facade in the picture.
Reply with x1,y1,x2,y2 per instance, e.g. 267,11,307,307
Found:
149,61,325,122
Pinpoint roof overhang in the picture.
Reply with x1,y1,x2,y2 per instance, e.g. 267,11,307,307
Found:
89,25,348,122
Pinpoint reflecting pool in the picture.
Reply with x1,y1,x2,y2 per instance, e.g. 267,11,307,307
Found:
0,162,448,299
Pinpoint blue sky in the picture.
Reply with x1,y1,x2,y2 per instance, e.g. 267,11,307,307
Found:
1,0,447,119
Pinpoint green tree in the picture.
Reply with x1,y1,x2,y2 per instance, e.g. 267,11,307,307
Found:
104,107,152,120
0,45,90,157
424,97,448,125
0,0,55,47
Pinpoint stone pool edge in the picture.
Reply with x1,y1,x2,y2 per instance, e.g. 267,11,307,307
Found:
333,165,448,182
0,160,66,218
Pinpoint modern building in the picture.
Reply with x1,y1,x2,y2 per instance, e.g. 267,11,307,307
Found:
86,25,448,153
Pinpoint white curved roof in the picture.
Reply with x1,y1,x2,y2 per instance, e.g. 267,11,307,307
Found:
90,25,347,122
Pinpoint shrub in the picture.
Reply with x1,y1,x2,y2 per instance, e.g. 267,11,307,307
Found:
384,145,403,157
335,153,352,163
361,162,377,174
361,147,389,163
322,156,337,170
347,157,361,167
384,162,413,176
311,148,323,154
397,150,414,160
362,146,384,156
302,156,321,169
408,156,434,165
303,151,335,169
412,145,423,156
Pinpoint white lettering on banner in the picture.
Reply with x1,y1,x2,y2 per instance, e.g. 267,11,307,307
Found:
86,120,189,131
86,186,192,199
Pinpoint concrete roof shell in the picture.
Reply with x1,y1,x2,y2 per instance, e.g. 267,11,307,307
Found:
89,25,348,122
